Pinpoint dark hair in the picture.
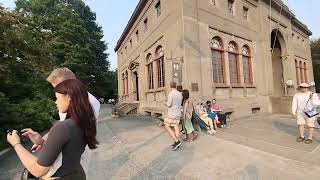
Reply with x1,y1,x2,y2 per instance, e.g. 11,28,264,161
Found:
177,85,183,92
182,89,189,105
206,100,211,107
54,79,98,149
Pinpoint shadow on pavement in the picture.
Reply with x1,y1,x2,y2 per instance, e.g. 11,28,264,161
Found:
130,146,195,180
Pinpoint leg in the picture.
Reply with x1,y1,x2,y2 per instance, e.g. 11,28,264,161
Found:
164,125,178,142
298,125,305,138
213,118,218,130
307,116,316,140
183,133,190,141
192,131,198,141
218,113,227,125
308,127,314,139
208,118,214,130
173,124,180,140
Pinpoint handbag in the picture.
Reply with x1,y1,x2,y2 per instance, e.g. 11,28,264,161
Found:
21,168,37,180
304,108,319,118
304,93,319,118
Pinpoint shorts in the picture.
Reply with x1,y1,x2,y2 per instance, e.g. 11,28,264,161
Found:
297,114,317,128
200,116,212,126
164,117,180,127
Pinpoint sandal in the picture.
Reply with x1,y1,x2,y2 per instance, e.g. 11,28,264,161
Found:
296,136,305,142
183,138,190,142
304,139,313,144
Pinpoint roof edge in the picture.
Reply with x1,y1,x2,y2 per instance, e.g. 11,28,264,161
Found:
114,0,148,52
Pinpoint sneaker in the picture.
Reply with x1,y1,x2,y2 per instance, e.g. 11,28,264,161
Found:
304,138,313,144
207,130,213,134
296,136,305,142
172,140,181,151
212,129,217,133
171,144,180,148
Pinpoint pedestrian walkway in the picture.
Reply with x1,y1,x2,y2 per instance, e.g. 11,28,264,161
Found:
87,110,320,180
2,105,320,179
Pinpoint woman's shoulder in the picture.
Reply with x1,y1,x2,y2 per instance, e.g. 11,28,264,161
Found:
51,120,69,131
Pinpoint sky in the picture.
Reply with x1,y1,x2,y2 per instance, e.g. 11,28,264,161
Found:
1,0,319,71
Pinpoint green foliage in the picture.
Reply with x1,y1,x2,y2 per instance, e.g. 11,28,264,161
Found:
0,1,117,150
311,39,320,92
15,0,112,98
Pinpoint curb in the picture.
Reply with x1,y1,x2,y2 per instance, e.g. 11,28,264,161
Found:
0,147,11,157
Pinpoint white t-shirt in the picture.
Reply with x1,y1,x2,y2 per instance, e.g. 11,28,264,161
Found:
166,89,183,118
59,92,100,121
292,91,320,115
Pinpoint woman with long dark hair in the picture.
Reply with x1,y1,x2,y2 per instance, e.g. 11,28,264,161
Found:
181,89,198,141
7,79,98,179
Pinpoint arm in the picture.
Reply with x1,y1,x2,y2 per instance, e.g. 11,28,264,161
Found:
13,144,50,177
7,131,49,177
292,95,297,115
311,93,320,106
37,122,69,175
182,102,187,119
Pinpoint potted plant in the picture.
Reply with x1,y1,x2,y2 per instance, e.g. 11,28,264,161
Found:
285,80,295,96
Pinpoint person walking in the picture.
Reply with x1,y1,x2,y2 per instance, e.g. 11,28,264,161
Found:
164,82,183,150
182,89,198,142
292,83,320,144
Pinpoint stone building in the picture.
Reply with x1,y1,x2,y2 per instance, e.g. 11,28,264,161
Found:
115,0,313,118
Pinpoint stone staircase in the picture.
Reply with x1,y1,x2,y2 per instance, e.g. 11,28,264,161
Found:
116,101,140,116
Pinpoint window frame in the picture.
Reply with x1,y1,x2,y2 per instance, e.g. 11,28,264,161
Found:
155,0,161,17
299,61,304,83
228,41,241,86
146,54,154,90
295,60,300,85
210,37,226,86
144,18,148,32
125,71,129,95
155,46,165,88
241,45,253,85
243,6,248,20
303,62,308,83
228,0,235,15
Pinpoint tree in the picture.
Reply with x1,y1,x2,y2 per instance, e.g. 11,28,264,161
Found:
15,0,112,98
0,6,56,149
311,38,320,92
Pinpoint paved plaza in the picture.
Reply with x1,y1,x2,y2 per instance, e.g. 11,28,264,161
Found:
87,105,320,180
1,105,320,180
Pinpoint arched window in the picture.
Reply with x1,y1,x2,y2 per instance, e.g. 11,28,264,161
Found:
155,45,165,88
125,71,128,95
242,45,253,85
146,53,154,89
228,41,240,85
122,73,125,95
295,60,300,85
210,37,225,84
303,62,307,83
299,61,303,83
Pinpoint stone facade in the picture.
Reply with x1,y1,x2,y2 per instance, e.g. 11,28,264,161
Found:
115,0,313,118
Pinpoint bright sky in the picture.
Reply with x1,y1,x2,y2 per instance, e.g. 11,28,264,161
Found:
1,0,319,70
